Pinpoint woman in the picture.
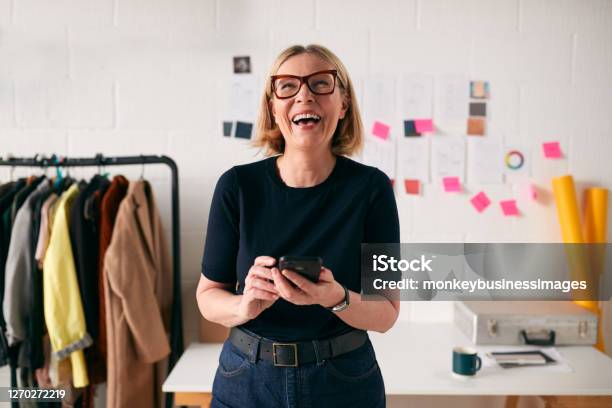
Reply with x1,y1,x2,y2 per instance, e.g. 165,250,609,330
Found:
196,44,400,408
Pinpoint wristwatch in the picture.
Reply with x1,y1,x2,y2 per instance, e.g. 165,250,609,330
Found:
326,284,350,312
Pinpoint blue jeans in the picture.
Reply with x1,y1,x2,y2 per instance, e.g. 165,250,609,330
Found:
211,336,386,408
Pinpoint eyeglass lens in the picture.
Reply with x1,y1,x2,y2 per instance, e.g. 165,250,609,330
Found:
273,72,335,98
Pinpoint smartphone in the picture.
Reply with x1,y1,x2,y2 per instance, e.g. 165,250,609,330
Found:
278,256,322,283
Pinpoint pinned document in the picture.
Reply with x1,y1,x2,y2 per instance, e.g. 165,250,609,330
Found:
398,138,429,183
469,102,487,117
443,176,461,192
235,121,253,139
222,121,233,137
372,121,391,140
227,75,258,121
404,120,420,137
436,75,469,125
470,191,491,213
467,117,485,136
542,142,562,159
414,119,434,134
503,146,530,181
432,138,465,183
401,74,434,119
405,179,420,195
500,200,519,216
364,77,396,129
362,136,396,180
468,138,503,184
470,81,489,99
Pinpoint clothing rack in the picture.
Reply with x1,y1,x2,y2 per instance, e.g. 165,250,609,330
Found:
0,154,183,407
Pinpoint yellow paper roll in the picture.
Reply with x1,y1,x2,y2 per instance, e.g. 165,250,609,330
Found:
583,188,609,282
581,187,608,351
552,175,593,290
584,188,608,244
552,175,584,243
552,175,596,308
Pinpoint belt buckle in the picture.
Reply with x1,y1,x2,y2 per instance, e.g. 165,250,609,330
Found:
272,343,298,367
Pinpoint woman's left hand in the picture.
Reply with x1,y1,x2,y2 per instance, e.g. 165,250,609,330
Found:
272,267,346,307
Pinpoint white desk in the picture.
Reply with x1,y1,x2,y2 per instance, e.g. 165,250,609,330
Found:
370,323,612,396
163,322,612,407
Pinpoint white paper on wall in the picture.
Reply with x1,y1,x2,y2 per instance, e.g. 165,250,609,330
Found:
363,77,396,120
431,137,466,183
400,74,434,120
398,137,430,182
503,144,531,182
362,135,396,180
435,75,469,126
468,138,504,184
225,75,260,123
363,77,396,137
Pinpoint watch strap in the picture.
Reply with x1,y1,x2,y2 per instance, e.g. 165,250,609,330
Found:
327,284,349,312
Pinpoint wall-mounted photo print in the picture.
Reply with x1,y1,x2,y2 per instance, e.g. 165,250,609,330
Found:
233,56,251,74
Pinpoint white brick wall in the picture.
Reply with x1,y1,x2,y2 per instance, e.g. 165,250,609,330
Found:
1,1,612,397
14,0,114,27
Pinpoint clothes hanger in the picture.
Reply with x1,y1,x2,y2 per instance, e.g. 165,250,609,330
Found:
139,155,145,180
95,153,110,179
52,155,64,191
63,156,71,180
33,154,48,181
38,154,49,178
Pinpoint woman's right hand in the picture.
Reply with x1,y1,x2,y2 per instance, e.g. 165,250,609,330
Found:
237,256,280,321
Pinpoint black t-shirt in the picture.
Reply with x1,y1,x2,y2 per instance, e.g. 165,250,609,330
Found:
201,154,399,341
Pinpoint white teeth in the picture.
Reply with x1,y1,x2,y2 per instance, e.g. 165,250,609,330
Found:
292,113,321,124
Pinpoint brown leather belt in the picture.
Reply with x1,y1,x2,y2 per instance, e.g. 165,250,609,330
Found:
229,327,368,367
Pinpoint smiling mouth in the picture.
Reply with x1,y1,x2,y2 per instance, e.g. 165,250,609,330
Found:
292,113,322,126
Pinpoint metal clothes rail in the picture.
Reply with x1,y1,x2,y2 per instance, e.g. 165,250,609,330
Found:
0,154,184,408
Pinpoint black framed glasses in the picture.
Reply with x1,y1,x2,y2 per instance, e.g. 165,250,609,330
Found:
271,70,339,99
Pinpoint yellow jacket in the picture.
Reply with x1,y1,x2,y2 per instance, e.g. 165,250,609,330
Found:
43,184,91,388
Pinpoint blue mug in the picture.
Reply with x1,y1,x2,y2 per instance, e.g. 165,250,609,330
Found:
452,347,481,377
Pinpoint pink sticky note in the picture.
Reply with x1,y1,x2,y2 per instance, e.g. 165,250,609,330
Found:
442,176,461,192
470,191,491,213
414,119,434,133
528,184,538,201
372,121,390,140
500,200,519,216
542,141,562,159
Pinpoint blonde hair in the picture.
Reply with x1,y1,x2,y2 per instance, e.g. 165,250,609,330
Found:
252,44,363,156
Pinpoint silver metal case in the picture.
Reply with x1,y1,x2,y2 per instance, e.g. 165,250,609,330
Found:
454,301,598,345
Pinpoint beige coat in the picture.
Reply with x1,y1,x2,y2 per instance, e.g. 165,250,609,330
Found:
104,180,172,408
